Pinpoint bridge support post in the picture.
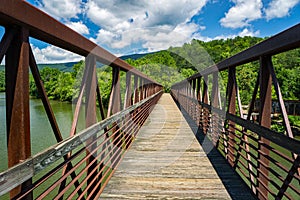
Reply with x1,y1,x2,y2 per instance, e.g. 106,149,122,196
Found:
211,73,220,145
85,55,98,198
107,66,123,168
202,75,209,134
257,56,272,199
134,75,139,104
196,77,202,126
226,68,237,167
124,72,132,109
139,77,144,101
191,79,197,121
6,27,32,199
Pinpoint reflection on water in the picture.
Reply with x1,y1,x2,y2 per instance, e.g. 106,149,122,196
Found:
0,93,88,171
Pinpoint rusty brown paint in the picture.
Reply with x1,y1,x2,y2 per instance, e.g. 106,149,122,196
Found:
170,23,300,200
257,57,273,199
124,72,132,109
29,47,63,142
107,67,121,117
139,77,144,101
134,75,139,104
96,80,106,120
226,68,236,167
5,27,32,199
0,2,163,199
0,28,15,63
202,75,209,134
85,55,98,198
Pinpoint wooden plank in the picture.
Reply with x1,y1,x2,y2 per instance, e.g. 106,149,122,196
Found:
100,94,233,199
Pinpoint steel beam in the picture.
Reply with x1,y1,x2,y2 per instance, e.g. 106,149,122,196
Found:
124,72,132,109
85,55,98,198
257,56,272,199
226,68,236,167
5,27,32,199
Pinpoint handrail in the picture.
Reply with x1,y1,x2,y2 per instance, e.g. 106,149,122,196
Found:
178,93,300,154
0,0,161,85
0,1,163,199
171,23,300,200
173,23,300,85
0,91,163,196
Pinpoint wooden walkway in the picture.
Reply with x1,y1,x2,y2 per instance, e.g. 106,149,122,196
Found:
100,94,252,199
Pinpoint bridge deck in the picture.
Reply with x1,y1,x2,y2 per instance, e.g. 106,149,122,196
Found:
100,94,252,199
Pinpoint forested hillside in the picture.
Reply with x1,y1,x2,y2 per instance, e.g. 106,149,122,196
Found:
0,36,299,107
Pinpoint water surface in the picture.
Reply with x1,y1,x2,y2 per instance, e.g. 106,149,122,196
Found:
0,93,88,171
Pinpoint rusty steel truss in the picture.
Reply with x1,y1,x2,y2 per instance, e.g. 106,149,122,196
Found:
171,23,300,199
0,1,162,199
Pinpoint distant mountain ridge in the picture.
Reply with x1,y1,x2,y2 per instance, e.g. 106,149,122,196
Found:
0,52,153,72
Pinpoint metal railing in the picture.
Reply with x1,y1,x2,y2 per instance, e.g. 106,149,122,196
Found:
171,23,300,200
0,1,162,199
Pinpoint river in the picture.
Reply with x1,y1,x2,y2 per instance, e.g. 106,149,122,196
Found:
0,93,88,172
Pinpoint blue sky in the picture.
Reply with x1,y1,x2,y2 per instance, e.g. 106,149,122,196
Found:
5,0,300,63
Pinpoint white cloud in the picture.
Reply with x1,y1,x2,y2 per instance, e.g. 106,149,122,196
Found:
37,0,82,19
65,21,90,35
31,45,83,64
264,0,300,20
238,28,260,37
86,0,208,52
86,0,206,30
93,23,204,52
220,0,263,28
200,28,260,41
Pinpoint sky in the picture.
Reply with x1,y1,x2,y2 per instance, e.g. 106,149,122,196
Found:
3,0,300,63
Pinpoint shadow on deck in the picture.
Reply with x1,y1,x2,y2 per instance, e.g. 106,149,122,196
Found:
175,101,257,200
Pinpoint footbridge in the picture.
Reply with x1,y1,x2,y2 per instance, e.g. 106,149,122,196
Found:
0,1,299,199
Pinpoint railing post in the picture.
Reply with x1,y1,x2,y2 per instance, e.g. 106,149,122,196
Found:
196,77,202,126
107,66,123,169
134,75,139,104
124,72,132,109
191,79,197,121
6,27,32,199
202,75,209,134
108,67,121,116
85,54,97,126
257,56,272,199
226,67,236,167
85,55,98,198
211,72,220,145
139,77,144,101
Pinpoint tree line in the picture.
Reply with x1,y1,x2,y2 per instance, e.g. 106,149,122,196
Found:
0,36,299,109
